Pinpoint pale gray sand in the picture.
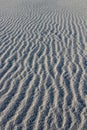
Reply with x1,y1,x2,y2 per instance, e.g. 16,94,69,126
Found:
0,0,87,130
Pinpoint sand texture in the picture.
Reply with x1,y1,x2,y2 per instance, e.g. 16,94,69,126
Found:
0,0,87,130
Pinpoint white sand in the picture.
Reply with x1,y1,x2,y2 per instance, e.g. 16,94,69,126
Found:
0,0,87,130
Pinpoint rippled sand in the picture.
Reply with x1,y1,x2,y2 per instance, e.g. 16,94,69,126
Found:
0,0,87,130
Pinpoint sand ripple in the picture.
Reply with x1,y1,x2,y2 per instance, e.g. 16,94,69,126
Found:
0,0,87,130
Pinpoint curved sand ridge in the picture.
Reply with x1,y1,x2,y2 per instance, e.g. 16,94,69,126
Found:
0,0,87,130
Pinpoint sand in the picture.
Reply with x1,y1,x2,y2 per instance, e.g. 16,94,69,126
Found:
0,0,87,130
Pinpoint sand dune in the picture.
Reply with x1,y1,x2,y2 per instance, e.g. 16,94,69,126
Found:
0,0,87,130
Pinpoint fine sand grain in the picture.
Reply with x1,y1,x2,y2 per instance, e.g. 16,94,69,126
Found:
0,0,87,130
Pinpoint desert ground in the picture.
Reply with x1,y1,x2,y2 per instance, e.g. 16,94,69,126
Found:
0,0,87,130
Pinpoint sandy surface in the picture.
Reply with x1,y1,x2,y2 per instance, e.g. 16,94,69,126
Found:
0,0,87,130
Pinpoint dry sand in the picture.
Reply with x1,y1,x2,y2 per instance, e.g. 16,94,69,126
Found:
0,0,87,130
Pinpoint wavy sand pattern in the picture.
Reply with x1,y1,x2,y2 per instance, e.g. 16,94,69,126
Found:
0,0,87,130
